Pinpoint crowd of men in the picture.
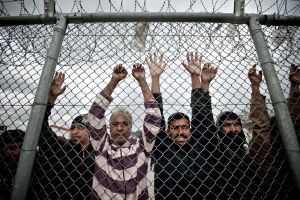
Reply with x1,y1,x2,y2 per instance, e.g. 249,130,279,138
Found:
1,52,299,200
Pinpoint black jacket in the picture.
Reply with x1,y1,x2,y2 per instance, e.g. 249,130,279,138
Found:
153,88,218,200
32,104,95,200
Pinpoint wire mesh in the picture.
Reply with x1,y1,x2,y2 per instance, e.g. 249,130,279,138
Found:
1,0,300,200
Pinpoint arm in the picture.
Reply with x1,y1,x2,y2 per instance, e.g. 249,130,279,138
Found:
287,64,300,128
182,52,217,140
88,64,127,151
132,64,162,153
146,53,168,158
39,72,67,154
248,65,272,166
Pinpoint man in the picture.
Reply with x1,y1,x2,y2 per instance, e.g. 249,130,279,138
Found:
33,72,95,200
0,129,25,200
248,64,299,199
87,64,161,199
148,52,219,199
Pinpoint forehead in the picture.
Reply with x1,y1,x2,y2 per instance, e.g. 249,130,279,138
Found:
222,119,241,125
71,123,85,128
111,112,131,122
170,118,190,126
5,141,23,146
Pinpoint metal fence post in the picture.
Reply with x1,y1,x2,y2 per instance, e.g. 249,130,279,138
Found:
234,0,245,16
10,15,67,200
248,16,300,195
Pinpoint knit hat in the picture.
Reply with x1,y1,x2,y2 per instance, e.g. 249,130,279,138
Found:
71,114,89,129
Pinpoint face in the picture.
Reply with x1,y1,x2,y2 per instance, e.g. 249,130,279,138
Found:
168,118,191,145
1,141,23,159
221,119,242,134
70,124,89,146
110,112,132,146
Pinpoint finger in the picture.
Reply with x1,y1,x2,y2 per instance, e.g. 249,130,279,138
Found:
145,56,150,66
259,70,263,78
198,54,203,64
186,52,190,62
190,52,194,62
53,72,58,80
61,72,65,82
291,64,297,70
214,67,218,74
153,53,157,63
149,53,153,63
182,63,188,70
60,85,67,94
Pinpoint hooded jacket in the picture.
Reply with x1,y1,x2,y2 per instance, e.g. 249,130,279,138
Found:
215,111,262,200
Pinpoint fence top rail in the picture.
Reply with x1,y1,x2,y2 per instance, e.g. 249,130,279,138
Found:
0,12,299,26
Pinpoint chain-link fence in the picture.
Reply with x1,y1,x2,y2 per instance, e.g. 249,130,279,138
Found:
1,0,300,200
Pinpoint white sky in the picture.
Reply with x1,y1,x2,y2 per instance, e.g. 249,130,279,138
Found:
0,0,299,133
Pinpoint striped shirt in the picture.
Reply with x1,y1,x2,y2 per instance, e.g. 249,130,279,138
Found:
88,91,161,200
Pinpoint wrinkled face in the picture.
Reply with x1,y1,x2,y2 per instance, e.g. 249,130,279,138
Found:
221,119,242,134
70,124,89,146
168,118,191,145
1,141,23,159
110,112,132,146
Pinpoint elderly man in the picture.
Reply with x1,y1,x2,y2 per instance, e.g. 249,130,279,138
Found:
88,64,161,199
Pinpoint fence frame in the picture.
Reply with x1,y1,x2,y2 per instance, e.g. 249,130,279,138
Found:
9,14,67,200
0,0,299,199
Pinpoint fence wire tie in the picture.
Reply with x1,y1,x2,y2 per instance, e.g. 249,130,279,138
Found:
32,102,48,106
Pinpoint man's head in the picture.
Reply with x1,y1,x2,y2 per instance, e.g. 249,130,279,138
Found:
167,112,191,146
216,111,246,152
109,108,132,146
0,129,25,159
217,111,242,134
70,114,89,147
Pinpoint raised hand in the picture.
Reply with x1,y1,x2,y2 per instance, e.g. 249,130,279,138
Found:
132,63,146,81
112,64,128,82
182,52,202,76
201,63,218,83
248,64,262,85
50,72,67,97
146,53,166,78
289,64,300,85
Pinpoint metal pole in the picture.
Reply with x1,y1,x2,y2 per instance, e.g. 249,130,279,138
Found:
0,12,300,26
10,15,67,200
44,0,55,18
234,0,245,16
248,16,300,195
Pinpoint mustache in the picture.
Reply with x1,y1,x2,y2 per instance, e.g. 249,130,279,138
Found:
113,132,126,137
175,134,188,139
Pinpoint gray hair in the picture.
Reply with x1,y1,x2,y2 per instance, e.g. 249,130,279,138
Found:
109,108,133,123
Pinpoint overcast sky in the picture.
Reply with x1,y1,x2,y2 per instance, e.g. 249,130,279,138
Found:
0,0,299,133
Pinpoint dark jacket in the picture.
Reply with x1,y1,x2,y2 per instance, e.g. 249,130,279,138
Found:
153,88,218,200
32,104,95,200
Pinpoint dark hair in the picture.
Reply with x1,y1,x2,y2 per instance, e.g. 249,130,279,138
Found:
0,129,25,151
216,111,242,128
167,112,190,127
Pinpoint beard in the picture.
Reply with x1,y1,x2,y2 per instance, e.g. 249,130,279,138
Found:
218,130,246,157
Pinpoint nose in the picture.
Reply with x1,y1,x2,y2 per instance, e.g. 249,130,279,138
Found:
116,124,124,131
12,148,21,156
229,125,240,133
177,127,185,134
